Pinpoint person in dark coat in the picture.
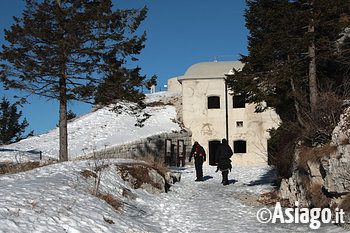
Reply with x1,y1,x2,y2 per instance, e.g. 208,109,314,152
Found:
189,141,206,181
215,138,233,185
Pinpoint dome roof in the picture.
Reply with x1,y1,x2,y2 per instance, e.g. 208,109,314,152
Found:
183,61,244,78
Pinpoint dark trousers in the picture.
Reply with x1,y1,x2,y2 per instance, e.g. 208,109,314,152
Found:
222,170,229,185
195,159,203,180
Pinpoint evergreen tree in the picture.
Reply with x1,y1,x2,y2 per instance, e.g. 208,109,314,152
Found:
94,66,147,105
227,0,349,128
0,0,148,161
145,74,158,91
67,110,76,121
227,0,349,177
0,97,29,145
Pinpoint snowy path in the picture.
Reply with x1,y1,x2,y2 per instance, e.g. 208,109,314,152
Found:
0,161,347,232
134,165,347,233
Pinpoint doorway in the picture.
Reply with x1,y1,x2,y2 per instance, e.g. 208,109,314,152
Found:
209,140,221,165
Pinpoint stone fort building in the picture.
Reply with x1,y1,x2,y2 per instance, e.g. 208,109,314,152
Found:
167,61,280,166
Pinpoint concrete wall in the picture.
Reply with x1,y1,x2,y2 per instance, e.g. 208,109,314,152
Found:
167,77,182,92
93,131,192,166
181,78,280,166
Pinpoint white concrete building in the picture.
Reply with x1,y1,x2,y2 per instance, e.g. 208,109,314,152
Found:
168,61,280,166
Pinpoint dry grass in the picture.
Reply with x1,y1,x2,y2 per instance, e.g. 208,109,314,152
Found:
99,193,121,211
258,189,290,207
116,163,163,190
340,193,350,211
0,161,44,174
299,172,311,190
136,155,170,177
306,183,330,208
298,143,337,169
145,101,172,107
80,170,97,179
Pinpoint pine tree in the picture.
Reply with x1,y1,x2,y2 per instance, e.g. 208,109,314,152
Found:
227,0,349,177
227,0,349,126
0,97,29,145
67,110,76,121
145,75,158,91
0,0,148,161
94,66,147,105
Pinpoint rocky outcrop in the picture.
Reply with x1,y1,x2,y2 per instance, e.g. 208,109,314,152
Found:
116,163,181,194
322,156,350,194
279,106,350,228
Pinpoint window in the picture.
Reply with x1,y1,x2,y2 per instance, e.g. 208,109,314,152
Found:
236,121,243,127
233,95,245,108
208,96,220,109
234,140,246,153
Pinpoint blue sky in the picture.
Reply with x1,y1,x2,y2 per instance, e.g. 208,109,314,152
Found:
0,0,249,135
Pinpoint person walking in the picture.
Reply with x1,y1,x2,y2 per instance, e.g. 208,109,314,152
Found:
215,138,233,185
189,141,206,181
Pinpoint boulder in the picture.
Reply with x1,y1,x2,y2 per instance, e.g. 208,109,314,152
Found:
165,171,181,185
117,165,167,194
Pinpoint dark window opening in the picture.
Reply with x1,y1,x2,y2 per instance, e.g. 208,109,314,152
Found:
208,96,220,109
236,121,243,127
233,95,245,108
234,140,246,153
209,140,221,165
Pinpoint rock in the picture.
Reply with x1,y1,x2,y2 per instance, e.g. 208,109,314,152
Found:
307,160,324,186
321,156,350,194
122,188,138,200
144,168,166,194
117,165,167,194
165,172,181,185
278,105,350,227
279,173,310,207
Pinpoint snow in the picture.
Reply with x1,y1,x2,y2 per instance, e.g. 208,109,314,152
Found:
0,92,181,163
0,163,346,232
0,92,347,232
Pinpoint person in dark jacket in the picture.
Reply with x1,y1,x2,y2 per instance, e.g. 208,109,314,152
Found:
189,141,206,181
215,138,233,185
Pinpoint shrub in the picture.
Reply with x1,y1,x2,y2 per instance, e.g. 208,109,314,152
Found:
268,123,299,179
298,143,337,169
268,91,343,180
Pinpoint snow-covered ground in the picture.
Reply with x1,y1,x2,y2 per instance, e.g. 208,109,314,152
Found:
0,162,346,232
0,91,347,232
0,92,181,163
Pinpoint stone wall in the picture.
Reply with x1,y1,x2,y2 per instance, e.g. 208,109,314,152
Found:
92,130,192,166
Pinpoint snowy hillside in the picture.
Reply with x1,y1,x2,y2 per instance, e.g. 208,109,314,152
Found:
0,92,181,163
0,91,347,232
